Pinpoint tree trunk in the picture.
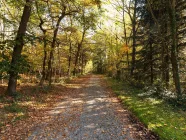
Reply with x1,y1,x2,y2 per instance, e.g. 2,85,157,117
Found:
161,43,170,88
161,37,170,88
1,10,5,84
36,1,48,86
67,41,72,76
122,0,130,70
6,0,32,96
149,39,153,84
73,43,81,76
168,0,182,99
159,7,169,88
48,14,65,86
131,0,137,76
73,29,86,76
39,31,47,86
58,47,62,77
81,53,84,75
165,48,170,88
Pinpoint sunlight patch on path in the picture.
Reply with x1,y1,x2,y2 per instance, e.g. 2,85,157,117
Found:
27,75,136,140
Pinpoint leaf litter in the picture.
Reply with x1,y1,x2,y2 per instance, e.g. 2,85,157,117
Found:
0,75,158,139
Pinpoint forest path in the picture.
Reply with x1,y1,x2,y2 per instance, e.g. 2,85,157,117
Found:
1,75,157,139
28,75,137,140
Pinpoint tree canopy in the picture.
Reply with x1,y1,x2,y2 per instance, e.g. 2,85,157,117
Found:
0,0,186,101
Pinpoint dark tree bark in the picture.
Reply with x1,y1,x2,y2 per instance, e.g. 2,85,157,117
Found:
161,42,170,88
73,30,86,76
6,0,32,96
81,52,85,75
67,41,72,76
48,13,66,86
168,0,182,99
39,32,47,86
57,43,62,77
131,0,137,76
161,21,170,88
149,39,153,84
73,43,81,76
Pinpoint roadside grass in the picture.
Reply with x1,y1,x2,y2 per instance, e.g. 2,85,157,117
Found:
108,77,186,140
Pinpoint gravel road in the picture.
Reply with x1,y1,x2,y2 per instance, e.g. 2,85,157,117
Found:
26,75,156,140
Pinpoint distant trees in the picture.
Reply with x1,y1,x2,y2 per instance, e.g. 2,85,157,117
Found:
0,0,101,96
73,7,98,76
1,0,186,100
93,0,186,100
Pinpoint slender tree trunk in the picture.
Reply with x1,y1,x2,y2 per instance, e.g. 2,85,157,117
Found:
161,37,170,88
73,43,81,76
81,53,84,75
48,14,65,86
131,26,136,75
165,46,170,88
36,1,48,86
6,0,32,96
149,39,153,84
122,0,130,70
1,10,5,84
73,29,86,76
67,16,73,77
39,31,47,86
149,17,154,84
131,0,137,76
57,44,62,77
159,8,169,88
67,41,72,76
168,0,182,99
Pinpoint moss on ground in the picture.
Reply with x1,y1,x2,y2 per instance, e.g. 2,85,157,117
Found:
108,78,186,140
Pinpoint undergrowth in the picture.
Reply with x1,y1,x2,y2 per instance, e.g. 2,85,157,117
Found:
108,77,186,140
4,102,26,113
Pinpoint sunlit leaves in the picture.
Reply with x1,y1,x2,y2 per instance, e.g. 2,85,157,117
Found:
79,0,101,7
120,44,129,53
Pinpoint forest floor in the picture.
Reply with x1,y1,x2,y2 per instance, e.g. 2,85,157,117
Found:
0,75,158,140
108,78,186,140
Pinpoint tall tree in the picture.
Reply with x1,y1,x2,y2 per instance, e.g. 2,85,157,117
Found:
130,0,138,76
168,0,182,99
6,0,32,96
